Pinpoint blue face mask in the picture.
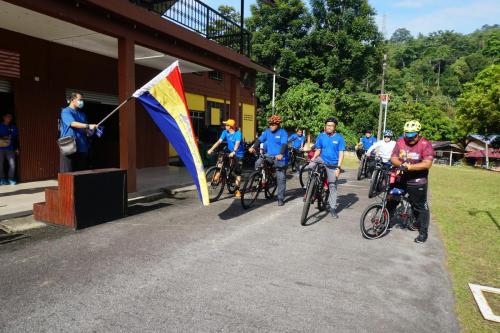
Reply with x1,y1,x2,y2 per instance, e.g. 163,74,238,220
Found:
76,100,84,109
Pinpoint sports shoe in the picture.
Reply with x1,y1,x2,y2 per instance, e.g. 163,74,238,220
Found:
330,209,338,219
8,179,17,185
0,179,7,185
414,233,428,243
235,190,241,198
278,200,284,206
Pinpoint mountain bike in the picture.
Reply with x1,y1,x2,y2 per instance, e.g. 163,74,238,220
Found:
357,154,375,180
368,157,392,198
360,167,417,239
300,162,338,226
205,148,238,202
240,154,278,209
299,150,316,189
289,148,305,173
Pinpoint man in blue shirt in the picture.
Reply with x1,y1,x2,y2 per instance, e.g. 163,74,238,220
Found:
309,117,345,218
208,119,245,197
0,112,19,185
249,114,288,206
288,128,305,173
59,92,98,172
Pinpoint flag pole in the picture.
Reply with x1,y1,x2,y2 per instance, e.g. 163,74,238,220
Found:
96,96,134,127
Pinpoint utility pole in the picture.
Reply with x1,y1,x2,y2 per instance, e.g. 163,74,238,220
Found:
377,54,387,140
271,66,276,114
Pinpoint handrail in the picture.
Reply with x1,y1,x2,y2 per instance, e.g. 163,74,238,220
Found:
130,0,251,57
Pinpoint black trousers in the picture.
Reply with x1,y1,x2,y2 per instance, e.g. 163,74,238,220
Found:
389,183,430,234
60,152,89,173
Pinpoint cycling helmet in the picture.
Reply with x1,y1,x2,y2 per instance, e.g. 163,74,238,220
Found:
325,117,339,125
268,114,282,124
383,129,393,137
403,120,421,133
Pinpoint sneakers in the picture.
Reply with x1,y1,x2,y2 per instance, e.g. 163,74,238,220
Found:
414,233,428,243
8,179,17,185
0,179,7,185
278,200,284,206
330,209,338,219
235,190,241,198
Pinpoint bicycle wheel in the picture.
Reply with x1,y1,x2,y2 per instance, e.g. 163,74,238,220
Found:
226,171,237,194
399,198,418,231
357,156,365,180
265,173,277,199
368,169,381,198
301,175,317,225
290,153,296,172
317,187,329,211
206,166,225,202
299,163,310,189
360,203,389,239
241,171,262,209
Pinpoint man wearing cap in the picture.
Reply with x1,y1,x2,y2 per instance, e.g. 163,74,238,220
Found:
208,119,245,197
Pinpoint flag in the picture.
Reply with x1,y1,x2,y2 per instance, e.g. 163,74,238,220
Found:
133,61,209,206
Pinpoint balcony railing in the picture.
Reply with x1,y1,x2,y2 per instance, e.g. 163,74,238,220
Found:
130,0,251,57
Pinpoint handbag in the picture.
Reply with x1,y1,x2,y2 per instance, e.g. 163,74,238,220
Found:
57,118,77,156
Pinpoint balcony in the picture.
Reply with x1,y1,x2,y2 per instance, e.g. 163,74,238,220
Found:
130,0,251,57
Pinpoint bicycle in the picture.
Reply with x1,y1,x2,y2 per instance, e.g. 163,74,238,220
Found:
368,157,392,198
240,154,278,209
289,148,305,173
300,162,338,226
299,150,316,189
205,148,238,202
357,153,375,180
360,167,417,239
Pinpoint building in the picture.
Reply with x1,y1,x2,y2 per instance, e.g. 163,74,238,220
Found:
0,0,271,192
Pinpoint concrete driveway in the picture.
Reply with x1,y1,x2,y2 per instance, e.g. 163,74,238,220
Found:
0,169,458,332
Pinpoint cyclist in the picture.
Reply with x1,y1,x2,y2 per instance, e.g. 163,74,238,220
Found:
249,115,288,206
207,119,245,197
366,129,396,163
308,118,345,219
288,128,305,173
356,129,376,159
390,120,435,243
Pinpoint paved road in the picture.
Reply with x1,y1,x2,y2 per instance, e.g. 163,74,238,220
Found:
0,169,458,332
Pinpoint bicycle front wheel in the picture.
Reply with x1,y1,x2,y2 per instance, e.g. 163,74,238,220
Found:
357,156,365,180
360,203,389,239
368,169,381,198
301,175,317,226
241,171,262,209
206,166,225,202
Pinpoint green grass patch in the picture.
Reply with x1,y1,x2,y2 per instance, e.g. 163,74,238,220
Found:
342,153,359,170
430,165,500,332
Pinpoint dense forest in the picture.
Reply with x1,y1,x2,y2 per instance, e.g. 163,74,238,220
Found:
222,0,499,145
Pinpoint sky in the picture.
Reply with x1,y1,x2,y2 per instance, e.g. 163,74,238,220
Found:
203,0,500,37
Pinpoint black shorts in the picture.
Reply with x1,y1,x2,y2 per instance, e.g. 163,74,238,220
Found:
233,157,243,176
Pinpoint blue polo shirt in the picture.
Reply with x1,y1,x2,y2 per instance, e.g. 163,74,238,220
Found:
60,107,90,153
315,132,346,165
259,127,288,161
288,133,305,149
361,136,377,150
220,129,245,158
0,123,18,151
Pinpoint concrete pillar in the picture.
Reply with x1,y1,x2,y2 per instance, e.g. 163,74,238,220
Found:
230,74,241,124
118,37,136,193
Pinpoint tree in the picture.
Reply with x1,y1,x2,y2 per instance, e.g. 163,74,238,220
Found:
390,28,413,43
456,64,500,135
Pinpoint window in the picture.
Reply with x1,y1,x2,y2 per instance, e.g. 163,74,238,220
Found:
209,71,224,81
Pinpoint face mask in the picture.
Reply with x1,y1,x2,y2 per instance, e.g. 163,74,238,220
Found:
76,100,84,109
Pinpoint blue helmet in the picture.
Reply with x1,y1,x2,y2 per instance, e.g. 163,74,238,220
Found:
383,129,393,137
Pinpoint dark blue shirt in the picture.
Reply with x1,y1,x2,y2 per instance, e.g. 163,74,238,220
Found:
0,123,18,151
315,132,346,165
361,136,377,150
258,127,288,161
288,133,305,149
60,107,90,153
220,130,245,158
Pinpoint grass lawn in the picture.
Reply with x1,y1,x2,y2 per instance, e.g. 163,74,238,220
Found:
430,165,500,332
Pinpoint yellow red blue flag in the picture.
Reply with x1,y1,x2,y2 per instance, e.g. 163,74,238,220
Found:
133,61,209,206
